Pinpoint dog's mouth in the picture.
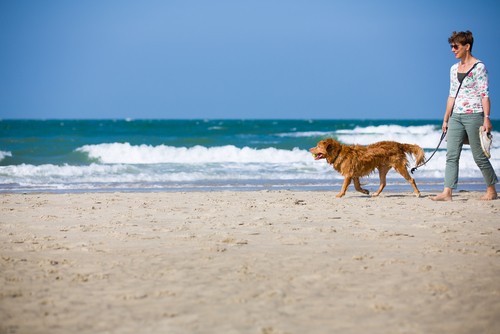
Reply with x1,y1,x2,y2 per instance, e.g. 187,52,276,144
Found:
313,153,324,160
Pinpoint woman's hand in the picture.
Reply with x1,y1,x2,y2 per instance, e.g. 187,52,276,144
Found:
482,97,491,132
442,120,448,133
483,117,492,133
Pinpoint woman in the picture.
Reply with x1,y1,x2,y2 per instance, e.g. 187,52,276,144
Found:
431,31,497,201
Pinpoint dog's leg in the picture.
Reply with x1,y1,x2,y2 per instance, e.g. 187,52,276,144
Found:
336,176,352,197
353,177,369,195
394,164,421,197
373,165,390,197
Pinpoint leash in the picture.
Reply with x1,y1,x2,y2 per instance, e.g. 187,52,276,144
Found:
410,131,446,174
411,61,481,175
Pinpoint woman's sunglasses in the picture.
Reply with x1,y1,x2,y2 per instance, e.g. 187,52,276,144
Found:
451,44,460,50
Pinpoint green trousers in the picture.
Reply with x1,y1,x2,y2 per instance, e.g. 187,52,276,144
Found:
445,112,498,189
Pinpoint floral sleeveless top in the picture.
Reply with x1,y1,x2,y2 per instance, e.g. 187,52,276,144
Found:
449,61,489,114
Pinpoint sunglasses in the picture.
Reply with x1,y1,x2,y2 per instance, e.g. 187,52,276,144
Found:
451,44,460,50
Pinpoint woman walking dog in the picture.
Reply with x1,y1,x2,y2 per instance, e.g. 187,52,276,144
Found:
431,31,497,201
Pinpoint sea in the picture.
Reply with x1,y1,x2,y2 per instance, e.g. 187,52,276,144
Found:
1,119,499,194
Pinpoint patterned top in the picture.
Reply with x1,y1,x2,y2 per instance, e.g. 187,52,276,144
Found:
449,61,489,114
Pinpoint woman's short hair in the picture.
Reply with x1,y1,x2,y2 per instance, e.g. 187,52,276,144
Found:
448,31,474,52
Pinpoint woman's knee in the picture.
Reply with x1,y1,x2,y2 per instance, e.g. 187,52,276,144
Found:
473,155,492,170
446,150,461,163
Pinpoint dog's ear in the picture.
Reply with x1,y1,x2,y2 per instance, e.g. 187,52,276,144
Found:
324,139,342,164
325,139,339,153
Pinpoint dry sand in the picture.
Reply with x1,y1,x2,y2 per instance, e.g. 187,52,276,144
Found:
1,190,499,334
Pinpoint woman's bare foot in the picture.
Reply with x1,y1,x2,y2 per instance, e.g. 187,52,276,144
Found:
430,188,453,201
430,193,452,201
479,186,497,201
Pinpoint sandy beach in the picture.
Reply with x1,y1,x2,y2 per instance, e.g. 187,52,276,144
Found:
1,190,499,334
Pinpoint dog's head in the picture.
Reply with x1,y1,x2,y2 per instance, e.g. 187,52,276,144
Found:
309,138,342,162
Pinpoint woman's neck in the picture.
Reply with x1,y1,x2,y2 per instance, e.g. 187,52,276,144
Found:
460,53,476,66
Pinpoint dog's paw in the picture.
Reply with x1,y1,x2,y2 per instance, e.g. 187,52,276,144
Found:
415,193,421,198
336,193,345,198
371,193,379,197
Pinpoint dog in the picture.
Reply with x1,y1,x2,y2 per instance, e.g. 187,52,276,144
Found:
309,139,425,198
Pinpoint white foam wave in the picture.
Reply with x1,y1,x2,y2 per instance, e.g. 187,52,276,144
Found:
76,143,311,164
0,161,338,188
339,125,436,135
2,145,499,191
1,163,130,179
0,151,12,161
2,129,499,192
279,125,500,151
276,131,333,138
410,148,500,178
336,125,441,148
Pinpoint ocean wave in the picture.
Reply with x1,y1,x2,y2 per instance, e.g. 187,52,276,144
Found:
3,120,498,193
0,151,12,161
0,161,337,187
338,124,437,134
2,146,498,192
278,125,500,150
76,143,312,164
279,124,437,136
0,163,130,179
276,131,334,138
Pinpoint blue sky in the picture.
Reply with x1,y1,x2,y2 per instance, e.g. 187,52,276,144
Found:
1,0,499,120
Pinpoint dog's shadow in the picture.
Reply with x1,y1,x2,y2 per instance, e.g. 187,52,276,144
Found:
344,194,414,198
367,194,431,198
375,194,411,198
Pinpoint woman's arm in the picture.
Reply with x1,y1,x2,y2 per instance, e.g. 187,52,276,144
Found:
482,97,492,132
443,97,455,132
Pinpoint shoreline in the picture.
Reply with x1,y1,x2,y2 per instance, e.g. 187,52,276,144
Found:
1,178,496,194
1,190,499,333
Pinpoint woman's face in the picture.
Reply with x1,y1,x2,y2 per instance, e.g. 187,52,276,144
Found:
451,42,469,59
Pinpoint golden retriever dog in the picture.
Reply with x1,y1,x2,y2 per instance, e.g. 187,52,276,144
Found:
310,139,425,198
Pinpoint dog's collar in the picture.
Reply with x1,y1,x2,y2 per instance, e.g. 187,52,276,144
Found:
329,153,340,165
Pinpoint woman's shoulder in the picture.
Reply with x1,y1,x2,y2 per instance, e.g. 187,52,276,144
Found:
475,60,486,68
473,61,488,74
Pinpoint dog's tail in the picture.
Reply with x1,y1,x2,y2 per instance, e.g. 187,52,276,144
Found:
400,144,425,167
